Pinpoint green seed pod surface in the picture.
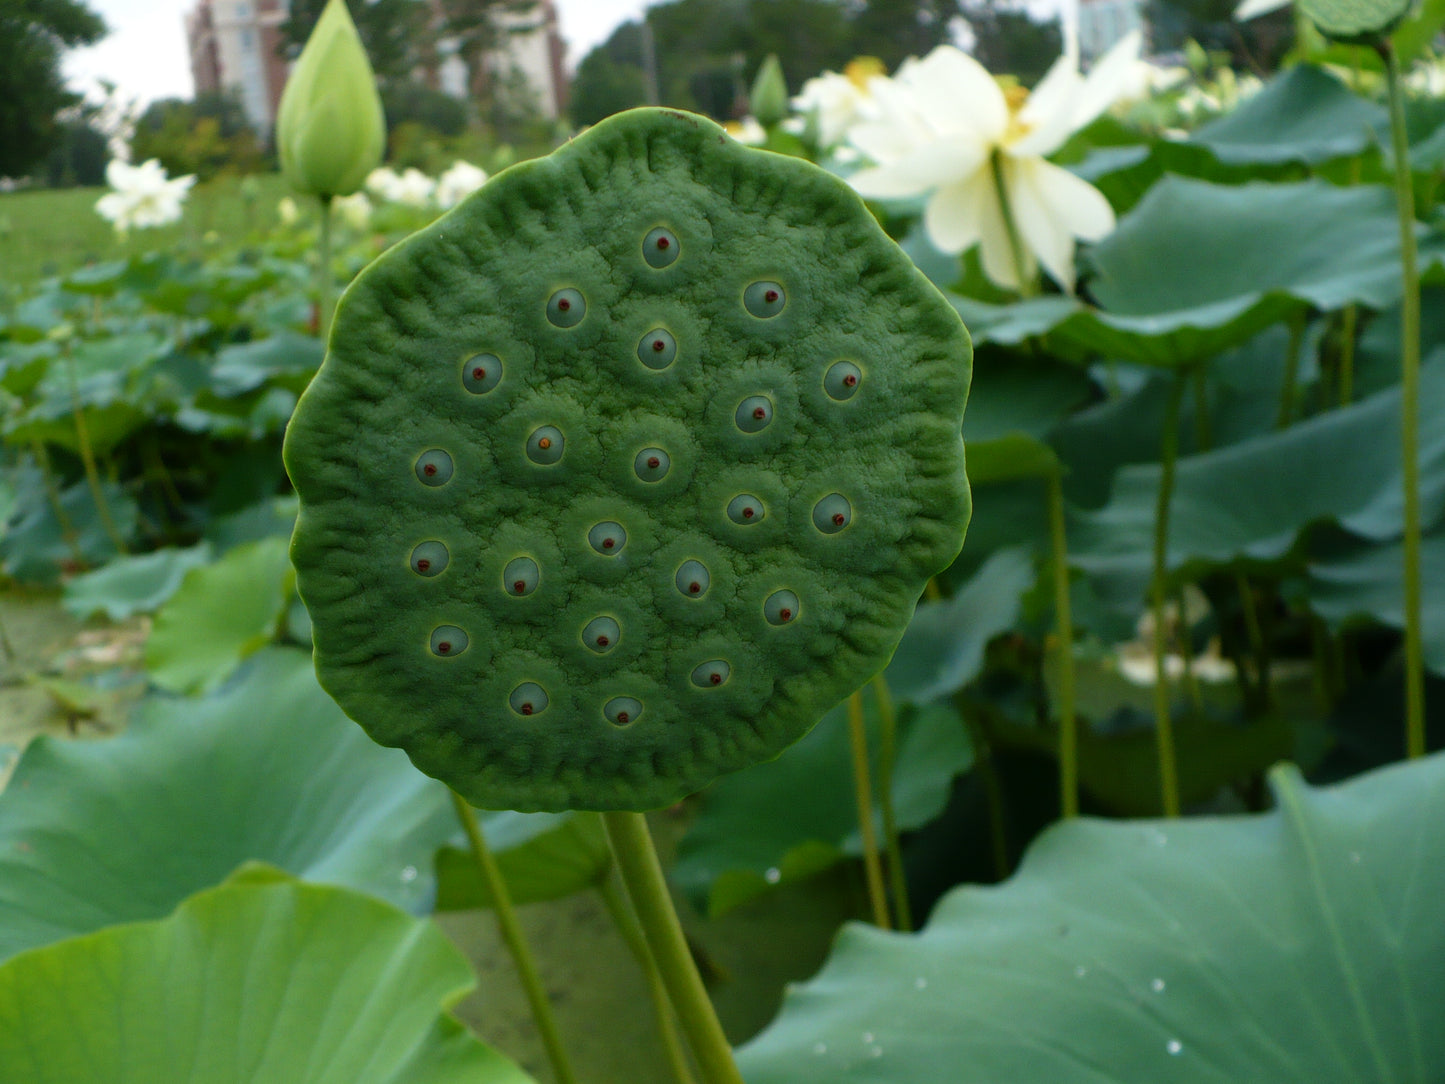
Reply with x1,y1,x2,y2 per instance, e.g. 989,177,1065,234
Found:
284,107,972,812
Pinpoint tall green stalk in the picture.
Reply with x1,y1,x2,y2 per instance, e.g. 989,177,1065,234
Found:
1151,373,1188,817
601,812,744,1084
63,345,128,556
1275,311,1306,429
448,792,579,1084
847,689,892,929
1383,41,1425,759
317,195,335,339
1046,469,1079,818
869,673,912,931
990,150,1037,298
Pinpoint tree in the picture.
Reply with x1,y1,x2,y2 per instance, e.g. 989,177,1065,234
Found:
0,0,107,179
434,0,541,101
279,0,429,84
130,91,266,180
569,22,650,127
963,0,1061,86
848,0,965,70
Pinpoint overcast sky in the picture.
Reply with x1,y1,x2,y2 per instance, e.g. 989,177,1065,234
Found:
63,0,655,107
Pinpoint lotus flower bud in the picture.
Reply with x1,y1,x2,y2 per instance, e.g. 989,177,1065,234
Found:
276,0,386,198
751,54,789,129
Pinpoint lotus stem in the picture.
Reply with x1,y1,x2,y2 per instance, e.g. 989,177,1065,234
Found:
1383,41,1426,759
601,811,744,1084
1151,372,1186,817
63,347,128,556
1276,311,1306,429
990,149,1037,298
449,791,579,1084
317,194,335,339
1045,469,1080,818
847,688,892,929
1338,305,1358,406
870,672,912,931
596,869,696,1084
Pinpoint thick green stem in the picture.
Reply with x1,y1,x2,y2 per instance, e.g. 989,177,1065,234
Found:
990,150,1037,298
596,871,696,1084
1275,311,1306,429
869,673,912,931
317,194,335,340
1338,305,1358,406
64,349,128,556
1384,42,1426,759
449,791,579,1084
1046,469,1079,819
601,812,743,1084
846,689,892,929
1151,373,1187,817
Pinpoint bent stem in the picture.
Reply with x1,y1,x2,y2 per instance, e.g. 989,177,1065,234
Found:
1046,469,1079,819
448,791,579,1084
1151,372,1187,817
869,673,912,931
990,150,1037,298
847,689,892,929
1384,40,1426,759
596,869,696,1084
601,811,744,1084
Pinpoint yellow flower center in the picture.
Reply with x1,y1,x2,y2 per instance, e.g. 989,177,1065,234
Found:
845,57,885,90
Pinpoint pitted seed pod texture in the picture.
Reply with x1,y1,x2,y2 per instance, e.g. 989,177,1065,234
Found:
284,108,972,812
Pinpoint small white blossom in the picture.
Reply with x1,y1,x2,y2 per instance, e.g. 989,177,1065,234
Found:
390,167,436,207
724,117,767,145
364,166,402,201
94,158,195,235
277,196,300,225
793,59,885,148
333,191,372,229
435,160,488,209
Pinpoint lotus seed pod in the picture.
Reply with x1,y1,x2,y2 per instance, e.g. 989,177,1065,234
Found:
284,107,972,812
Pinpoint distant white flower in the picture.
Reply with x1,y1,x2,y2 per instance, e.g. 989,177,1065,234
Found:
793,58,885,148
277,196,300,225
333,191,372,229
390,167,436,207
94,158,195,234
364,166,402,201
724,117,767,145
847,32,1142,292
435,160,488,209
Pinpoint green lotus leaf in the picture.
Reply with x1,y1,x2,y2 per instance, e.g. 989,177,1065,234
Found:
1300,0,1414,41
285,107,972,811
737,752,1445,1081
0,870,533,1084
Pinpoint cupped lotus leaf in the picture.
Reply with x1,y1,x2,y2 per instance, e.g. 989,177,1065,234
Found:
737,753,1445,1082
1300,0,1414,40
284,107,972,811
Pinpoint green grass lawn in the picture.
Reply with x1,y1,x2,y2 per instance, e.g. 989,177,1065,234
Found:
1,173,296,287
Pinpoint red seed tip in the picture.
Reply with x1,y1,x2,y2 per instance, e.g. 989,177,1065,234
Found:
557,298,571,311
764,289,779,303
742,507,754,519
843,373,858,387
521,703,534,716
688,582,701,594
423,463,437,476
472,367,486,380
537,436,552,450
832,512,846,526
416,559,431,571
647,456,661,470
596,635,610,647
513,580,527,594
652,339,666,352
602,538,615,549
656,237,670,249
710,672,723,685
616,711,630,724
437,642,451,654
779,608,793,622
753,406,767,420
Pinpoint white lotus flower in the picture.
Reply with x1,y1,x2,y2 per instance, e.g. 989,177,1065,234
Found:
847,32,1142,292
277,196,300,225
390,167,436,207
435,160,488,209
94,158,196,235
333,191,372,229
793,58,885,148
364,166,402,201
724,116,767,145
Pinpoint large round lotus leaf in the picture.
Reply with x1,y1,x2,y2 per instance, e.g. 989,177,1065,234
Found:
284,107,971,812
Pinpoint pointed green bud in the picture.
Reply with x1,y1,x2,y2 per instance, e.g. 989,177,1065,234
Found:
751,54,789,129
276,0,386,199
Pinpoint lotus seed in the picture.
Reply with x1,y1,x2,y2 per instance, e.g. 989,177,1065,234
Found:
735,395,774,433
825,360,862,400
414,449,453,486
588,521,627,554
503,556,539,596
765,589,799,625
546,288,586,328
691,660,731,687
430,625,468,657
638,329,677,370
527,425,565,464
604,696,644,726
744,280,786,318
462,353,503,394
410,541,449,577
727,494,765,524
675,559,710,597
509,682,549,716
643,227,679,268
813,493,852,534
634,448,671,481
583,615,621,653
